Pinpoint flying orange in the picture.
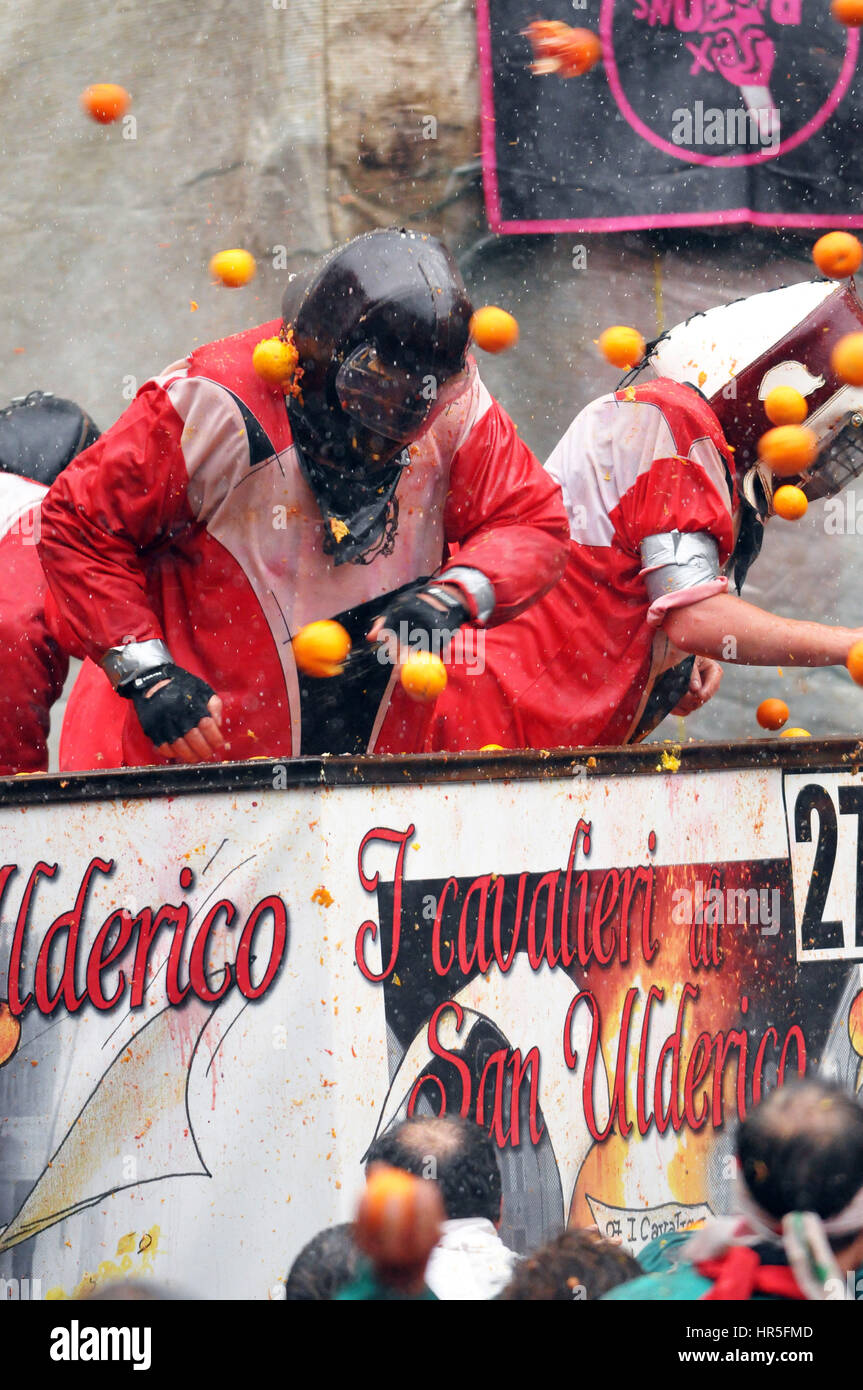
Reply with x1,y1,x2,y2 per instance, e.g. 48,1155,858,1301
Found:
756,698,789,731
847,640,863,685
209,249,256,288
0,1002,21,1067
400,652,447,702
598,325,645,370
355,1163,443,1269
525,22,602,77
253,336,300,387
832,333,863,386
832,0,863,28
757,425,818,476
80,84,130,124
764,386,808,426
292,621,351,678
812,231,863,278
773,485,808,521
470,306,519,353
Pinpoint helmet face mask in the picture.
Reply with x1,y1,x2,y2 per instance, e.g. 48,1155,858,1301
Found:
278,229,472,564
282,229,472,477
799,409,863,502
335,344,469,446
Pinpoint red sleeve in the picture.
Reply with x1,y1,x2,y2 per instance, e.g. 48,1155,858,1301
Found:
0,526,68,775
607,396,736,629
620,454,735,558
38,380,193,665
611,398,735,560
440,390,569,625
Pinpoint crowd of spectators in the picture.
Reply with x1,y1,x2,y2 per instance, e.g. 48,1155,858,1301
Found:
82,1078,863,1303
279,1079,863,1303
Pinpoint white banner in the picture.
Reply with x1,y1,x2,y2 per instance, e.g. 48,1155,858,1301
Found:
0,756,861,1297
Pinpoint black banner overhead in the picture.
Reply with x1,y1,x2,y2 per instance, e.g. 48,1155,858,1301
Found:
477,1,863,233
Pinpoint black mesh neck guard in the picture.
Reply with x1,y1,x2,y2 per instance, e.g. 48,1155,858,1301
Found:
294,441,407,566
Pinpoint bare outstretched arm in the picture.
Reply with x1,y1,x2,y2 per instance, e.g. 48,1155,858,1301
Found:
663,593,862,668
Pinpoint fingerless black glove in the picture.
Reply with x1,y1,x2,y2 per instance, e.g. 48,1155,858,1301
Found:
376,581,471,647
117,663,216,746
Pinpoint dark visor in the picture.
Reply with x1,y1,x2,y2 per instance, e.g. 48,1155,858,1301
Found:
335,344,468,444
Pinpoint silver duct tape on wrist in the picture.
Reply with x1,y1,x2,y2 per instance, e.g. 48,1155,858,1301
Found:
639,531,720,602
101,639,173,690
436,566,496,625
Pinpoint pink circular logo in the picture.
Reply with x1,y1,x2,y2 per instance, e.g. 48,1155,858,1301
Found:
599,1,859,169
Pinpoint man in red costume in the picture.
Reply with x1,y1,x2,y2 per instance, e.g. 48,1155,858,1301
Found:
0,393,100,775
40,230,568,769
386,278,863,752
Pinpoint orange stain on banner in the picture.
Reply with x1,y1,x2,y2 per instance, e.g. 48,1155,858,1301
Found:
45,1226,161,1300
0,1002,21,1066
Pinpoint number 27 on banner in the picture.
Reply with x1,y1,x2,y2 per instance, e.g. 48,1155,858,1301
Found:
785,773,863,962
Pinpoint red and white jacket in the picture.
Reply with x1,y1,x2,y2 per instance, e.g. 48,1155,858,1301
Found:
0,475,68,775
380,379,737,754
39,320,568,769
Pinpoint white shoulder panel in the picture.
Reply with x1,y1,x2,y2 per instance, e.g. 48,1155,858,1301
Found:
0,474,45,542
545,395,680,547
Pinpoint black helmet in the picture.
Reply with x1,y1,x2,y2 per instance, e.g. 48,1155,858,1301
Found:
281,229,472,565
0,391,100,486
283,228,472,469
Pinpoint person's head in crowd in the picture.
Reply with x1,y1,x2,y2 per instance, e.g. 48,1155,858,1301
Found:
498,1229,641,1300
365,1114,502,1224
284,1223,363,1300
366,1114,516,1299
736,1077,863,1273
603,1078,863,1302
